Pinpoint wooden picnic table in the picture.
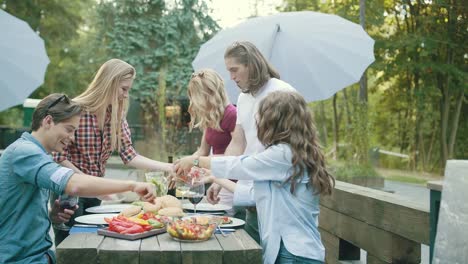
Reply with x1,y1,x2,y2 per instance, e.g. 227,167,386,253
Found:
56,227,262,264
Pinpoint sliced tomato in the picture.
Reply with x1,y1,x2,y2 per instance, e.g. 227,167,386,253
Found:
121,224,145,234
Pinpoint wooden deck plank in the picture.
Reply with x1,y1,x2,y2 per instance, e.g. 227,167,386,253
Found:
320,181,429,245
56,233,104,264
231,230,262,264
320,206,421,263
215,233,244,264
180,236,223,264
154,233,182,264
98,237,141,264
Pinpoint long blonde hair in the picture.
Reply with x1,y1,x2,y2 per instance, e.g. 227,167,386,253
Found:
74,59,136,151
257,91,335,196
187,69,229,131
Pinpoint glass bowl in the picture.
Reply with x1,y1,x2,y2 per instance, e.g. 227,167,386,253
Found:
166,215,221,242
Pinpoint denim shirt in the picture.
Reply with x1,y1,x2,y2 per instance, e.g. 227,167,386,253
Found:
0,132,74,263
211,144,325,264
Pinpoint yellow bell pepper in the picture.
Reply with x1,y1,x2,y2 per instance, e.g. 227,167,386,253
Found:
128,217,149,226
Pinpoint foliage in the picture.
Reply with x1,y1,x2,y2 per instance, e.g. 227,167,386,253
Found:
88,0,219,157
280,0,467,172
329,162,380,180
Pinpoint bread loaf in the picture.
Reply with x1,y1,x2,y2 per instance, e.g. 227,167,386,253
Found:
143,201,161,214
158,195,182,209
158,207,184,217
120,205,142,217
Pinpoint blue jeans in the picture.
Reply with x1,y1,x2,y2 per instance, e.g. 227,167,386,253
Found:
275,241,324,264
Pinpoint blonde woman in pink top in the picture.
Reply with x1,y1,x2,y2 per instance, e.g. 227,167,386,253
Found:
184,69,237,213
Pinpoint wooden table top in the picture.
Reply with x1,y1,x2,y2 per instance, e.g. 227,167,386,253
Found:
56,229,262,264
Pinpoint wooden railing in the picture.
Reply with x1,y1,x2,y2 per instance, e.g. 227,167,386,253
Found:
319,181,430,264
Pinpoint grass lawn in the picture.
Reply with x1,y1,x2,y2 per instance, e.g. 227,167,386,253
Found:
385,175,428,185
376,167,443,186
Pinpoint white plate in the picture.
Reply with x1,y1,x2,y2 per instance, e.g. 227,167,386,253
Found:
75,214,118,225
182,203,232,212
220,217,245,228
181,214,245,228
85,204,133,214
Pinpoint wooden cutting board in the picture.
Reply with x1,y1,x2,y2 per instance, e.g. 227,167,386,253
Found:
97,228,166,240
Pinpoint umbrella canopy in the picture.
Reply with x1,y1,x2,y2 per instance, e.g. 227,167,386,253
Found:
0,9,50,112
192,11,375,103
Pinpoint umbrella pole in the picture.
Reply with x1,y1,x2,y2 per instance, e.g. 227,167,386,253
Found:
267,24,281,60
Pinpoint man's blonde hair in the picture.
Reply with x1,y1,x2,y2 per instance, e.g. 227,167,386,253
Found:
187,69,229,131
224,41,280,95
74,59,135,151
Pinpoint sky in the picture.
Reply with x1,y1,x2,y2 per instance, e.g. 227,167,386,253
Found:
207,0,284,28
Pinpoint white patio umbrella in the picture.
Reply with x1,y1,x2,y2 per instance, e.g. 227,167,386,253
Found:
192,11,375,103
0,9,50,112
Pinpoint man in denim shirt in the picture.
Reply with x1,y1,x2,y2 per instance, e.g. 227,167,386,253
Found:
0,94,156,264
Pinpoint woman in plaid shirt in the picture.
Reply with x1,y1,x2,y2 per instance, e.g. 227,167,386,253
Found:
51,59,173,245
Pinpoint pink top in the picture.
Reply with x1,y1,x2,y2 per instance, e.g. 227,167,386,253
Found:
205,104,237,155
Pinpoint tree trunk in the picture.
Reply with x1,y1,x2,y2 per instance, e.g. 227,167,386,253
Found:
333,94,339,160
342,88,352,127
448,89,464,158
319,101,328,147
158,61,167,144
359,0,368,102
438,76,449,167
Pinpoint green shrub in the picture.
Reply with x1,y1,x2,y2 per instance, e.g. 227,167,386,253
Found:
329,162,380,182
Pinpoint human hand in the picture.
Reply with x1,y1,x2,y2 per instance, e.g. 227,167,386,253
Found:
132,182,156,202
174,156,195,177
49,199,78,224
206,183,222,205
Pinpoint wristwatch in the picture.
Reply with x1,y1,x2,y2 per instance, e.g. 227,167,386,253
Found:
193,157,200,167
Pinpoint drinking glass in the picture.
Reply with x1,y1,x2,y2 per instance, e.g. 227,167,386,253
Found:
54,194,79,231
175,181,190,200
187,180,205,214
145,171,168,197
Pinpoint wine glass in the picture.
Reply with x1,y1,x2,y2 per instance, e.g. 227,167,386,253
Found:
175,180,190,200
187,180,205,214
54,194,79,231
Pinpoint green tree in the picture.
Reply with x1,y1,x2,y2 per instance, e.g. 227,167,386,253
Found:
280,0,467,172
89,0,219,158
373,0,467,170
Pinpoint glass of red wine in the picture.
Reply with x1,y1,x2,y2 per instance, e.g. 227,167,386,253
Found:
187,180,205,214
54,194,79,231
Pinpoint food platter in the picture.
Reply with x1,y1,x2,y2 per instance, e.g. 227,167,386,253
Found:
97,227,165,240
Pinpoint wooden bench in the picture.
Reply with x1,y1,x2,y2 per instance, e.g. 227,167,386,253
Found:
56,230,262,264
319,181,429,264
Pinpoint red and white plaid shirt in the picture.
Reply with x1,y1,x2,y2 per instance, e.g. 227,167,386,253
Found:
53,107,137,177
